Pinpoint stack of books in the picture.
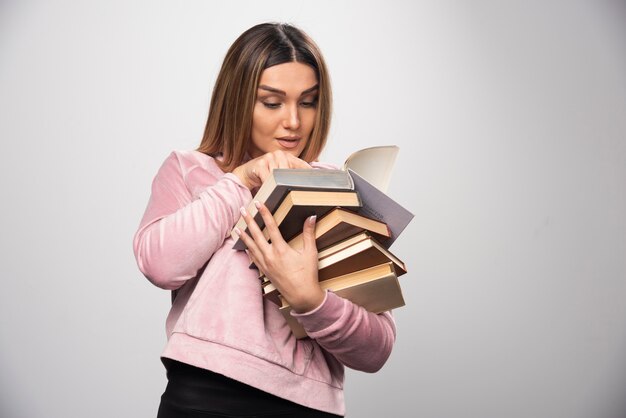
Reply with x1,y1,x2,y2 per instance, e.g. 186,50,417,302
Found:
231,146,414,338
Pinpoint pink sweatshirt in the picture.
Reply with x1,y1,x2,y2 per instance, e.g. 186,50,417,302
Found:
133,150,396,416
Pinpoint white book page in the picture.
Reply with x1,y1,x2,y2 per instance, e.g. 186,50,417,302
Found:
342,145,399,193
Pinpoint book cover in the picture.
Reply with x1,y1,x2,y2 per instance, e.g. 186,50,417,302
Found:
349,169,414,249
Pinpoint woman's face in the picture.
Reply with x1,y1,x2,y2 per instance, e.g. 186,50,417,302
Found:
249,62,319,159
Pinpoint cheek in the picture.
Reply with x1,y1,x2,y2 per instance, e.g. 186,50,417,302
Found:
303,110,317,134
252,109,276,136
251,110,264,133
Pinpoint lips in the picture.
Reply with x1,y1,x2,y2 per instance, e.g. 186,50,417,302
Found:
276,136,301,149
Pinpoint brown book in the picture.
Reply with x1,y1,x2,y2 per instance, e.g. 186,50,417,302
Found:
261,232,406,303
279,262,405,339
317,232,407,281
286,207,390,252
231,169,355,250
316,232,372,260
260,190,362,244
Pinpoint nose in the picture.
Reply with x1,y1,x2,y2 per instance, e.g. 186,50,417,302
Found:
282,103,300,130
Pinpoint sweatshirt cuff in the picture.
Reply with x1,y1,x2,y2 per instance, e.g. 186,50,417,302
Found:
290,291,345,334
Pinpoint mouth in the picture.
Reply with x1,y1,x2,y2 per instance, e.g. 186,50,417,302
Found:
276,136,302,149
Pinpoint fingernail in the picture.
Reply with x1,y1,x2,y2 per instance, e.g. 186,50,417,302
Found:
240,207,247,216
233,227,241,235
308,215,317,224
254,201,261,209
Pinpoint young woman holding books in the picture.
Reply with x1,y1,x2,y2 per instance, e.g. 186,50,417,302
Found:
134,22,396,418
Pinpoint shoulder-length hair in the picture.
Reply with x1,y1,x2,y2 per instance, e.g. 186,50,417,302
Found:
197,22,332,172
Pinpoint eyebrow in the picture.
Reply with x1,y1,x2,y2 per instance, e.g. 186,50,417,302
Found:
258,84,319,96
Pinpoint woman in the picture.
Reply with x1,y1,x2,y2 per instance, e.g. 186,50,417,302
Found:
134,22,396,418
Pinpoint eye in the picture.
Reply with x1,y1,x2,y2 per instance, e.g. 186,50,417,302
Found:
300,99,318,108
262,102,281,109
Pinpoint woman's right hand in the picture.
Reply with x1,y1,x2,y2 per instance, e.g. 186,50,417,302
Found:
232,151,312,190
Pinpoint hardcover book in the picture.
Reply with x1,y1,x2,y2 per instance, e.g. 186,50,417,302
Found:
279,262,405,339
262,190,361,243
286,207,390,252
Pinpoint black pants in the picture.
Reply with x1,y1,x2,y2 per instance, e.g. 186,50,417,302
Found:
156,359,343,418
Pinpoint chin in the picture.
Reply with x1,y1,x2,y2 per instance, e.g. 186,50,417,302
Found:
280,148,304,158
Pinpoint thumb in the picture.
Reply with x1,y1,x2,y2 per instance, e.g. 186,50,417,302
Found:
302,215,317,252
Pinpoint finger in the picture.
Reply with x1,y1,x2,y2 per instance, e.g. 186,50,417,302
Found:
255,161,271,184
249,165,262,186
239,205,271,250
302,215,318,253
266,155,278,174
233,226,264,267
247,250,265,275
255,154,277,183
273,151,290,169
286,154,312,169
254,201,287,247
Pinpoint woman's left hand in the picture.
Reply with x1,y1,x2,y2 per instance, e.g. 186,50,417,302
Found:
234,201,324,313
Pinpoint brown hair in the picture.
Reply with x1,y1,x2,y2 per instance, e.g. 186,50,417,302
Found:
197,23,332,172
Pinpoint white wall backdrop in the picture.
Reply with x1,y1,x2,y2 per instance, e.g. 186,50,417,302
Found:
1,1,625,417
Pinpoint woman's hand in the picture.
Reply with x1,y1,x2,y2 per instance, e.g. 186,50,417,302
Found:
234,201,324,313
232,151,311,190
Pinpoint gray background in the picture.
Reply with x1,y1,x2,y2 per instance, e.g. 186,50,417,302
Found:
1,1,625,417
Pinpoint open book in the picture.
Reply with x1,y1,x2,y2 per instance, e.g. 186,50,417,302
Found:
341,145,399,193
231,145,413,250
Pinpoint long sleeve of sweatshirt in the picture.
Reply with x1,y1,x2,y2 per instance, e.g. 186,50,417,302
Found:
293,291,396,372
133,151,252,290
